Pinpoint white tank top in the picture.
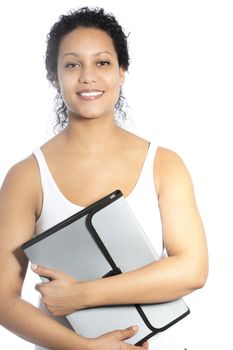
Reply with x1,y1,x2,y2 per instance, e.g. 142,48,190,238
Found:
33,143,188,350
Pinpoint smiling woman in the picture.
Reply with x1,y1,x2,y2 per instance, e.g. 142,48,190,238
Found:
45,7,129,132
56,27,125,123
0,6,208,350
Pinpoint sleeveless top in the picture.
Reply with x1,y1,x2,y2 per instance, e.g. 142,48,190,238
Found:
33,143,188,350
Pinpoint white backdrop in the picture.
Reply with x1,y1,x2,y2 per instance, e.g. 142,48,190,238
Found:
0,1,232,349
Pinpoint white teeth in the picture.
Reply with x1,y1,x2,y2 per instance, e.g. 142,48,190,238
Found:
80,91,103,97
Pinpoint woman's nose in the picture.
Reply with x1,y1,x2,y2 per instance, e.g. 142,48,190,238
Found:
78,65,97,84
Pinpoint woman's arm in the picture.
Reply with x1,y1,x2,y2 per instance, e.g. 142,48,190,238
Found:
33,147,208,313
86,148,208,306
0,158,146,350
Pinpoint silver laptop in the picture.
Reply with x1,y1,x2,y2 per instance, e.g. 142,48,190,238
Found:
22,190,190,345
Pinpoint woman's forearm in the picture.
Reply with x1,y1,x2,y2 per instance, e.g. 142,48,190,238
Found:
82,254,207,308
0,296,89,350
31,251,208,316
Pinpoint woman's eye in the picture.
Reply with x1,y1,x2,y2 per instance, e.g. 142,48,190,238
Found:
65,63,80,68
97,61,110,66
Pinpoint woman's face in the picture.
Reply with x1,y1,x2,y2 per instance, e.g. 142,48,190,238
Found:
56,27,125,121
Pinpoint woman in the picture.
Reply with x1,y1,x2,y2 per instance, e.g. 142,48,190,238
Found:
0,7,208,350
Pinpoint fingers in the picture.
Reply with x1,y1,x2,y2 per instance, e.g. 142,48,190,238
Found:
35,282,46,293
31,264,58,280
112,326,149,349
113,325,139,341
35,282,42,292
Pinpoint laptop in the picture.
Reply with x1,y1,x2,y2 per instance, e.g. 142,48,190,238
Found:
22,190,190,345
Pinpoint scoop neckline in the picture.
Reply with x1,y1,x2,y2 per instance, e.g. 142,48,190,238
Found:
35,142,152,209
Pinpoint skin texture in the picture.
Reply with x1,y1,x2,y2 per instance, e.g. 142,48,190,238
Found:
0,26,208,350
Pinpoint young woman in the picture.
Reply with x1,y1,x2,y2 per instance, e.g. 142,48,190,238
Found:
0,7,208,350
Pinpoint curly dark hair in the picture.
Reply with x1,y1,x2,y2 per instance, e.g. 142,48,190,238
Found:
45,7,130,132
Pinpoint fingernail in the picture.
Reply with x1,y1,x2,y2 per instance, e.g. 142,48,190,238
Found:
31,264,38,270
132,325,139,332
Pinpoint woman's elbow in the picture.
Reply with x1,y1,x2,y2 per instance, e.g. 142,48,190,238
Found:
194,272,208,290
188,262,209,291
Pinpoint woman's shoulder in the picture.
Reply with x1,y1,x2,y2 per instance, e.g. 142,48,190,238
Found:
0,153,42,220
156,146,185,164
5,153,38,179
155,146,193,192
121,130,187,169
3,131,60,182
1,153,40,200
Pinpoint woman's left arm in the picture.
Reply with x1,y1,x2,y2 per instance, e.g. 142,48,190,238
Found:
33,147,208,315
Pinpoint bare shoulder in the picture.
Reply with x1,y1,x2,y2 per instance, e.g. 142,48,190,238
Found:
156,146,188,168
2,129,62,192
155,146,193,194
1,154,41,216
2,154,39,189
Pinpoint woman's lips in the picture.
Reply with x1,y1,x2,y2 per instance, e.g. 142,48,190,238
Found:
77,89,104,101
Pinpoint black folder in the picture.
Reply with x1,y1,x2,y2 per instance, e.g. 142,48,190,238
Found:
22,190,190,345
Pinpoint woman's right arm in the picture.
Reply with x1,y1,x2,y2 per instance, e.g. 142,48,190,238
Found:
0,157,144,350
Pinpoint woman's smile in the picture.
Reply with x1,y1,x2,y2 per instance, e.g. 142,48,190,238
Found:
77,89,104,101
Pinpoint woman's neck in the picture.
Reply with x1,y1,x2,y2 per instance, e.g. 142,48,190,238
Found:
61,115,124,154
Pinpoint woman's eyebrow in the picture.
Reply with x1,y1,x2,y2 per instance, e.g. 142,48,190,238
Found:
62,51,113,58
94,51,113,56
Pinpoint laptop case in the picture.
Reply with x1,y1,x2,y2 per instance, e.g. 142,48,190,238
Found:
22,190,190,345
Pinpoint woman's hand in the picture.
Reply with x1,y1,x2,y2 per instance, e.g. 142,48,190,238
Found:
90,326,148,350
31,264,84,316
31,265,149,349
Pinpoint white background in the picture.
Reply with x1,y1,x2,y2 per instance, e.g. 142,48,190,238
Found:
0,0,232,349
